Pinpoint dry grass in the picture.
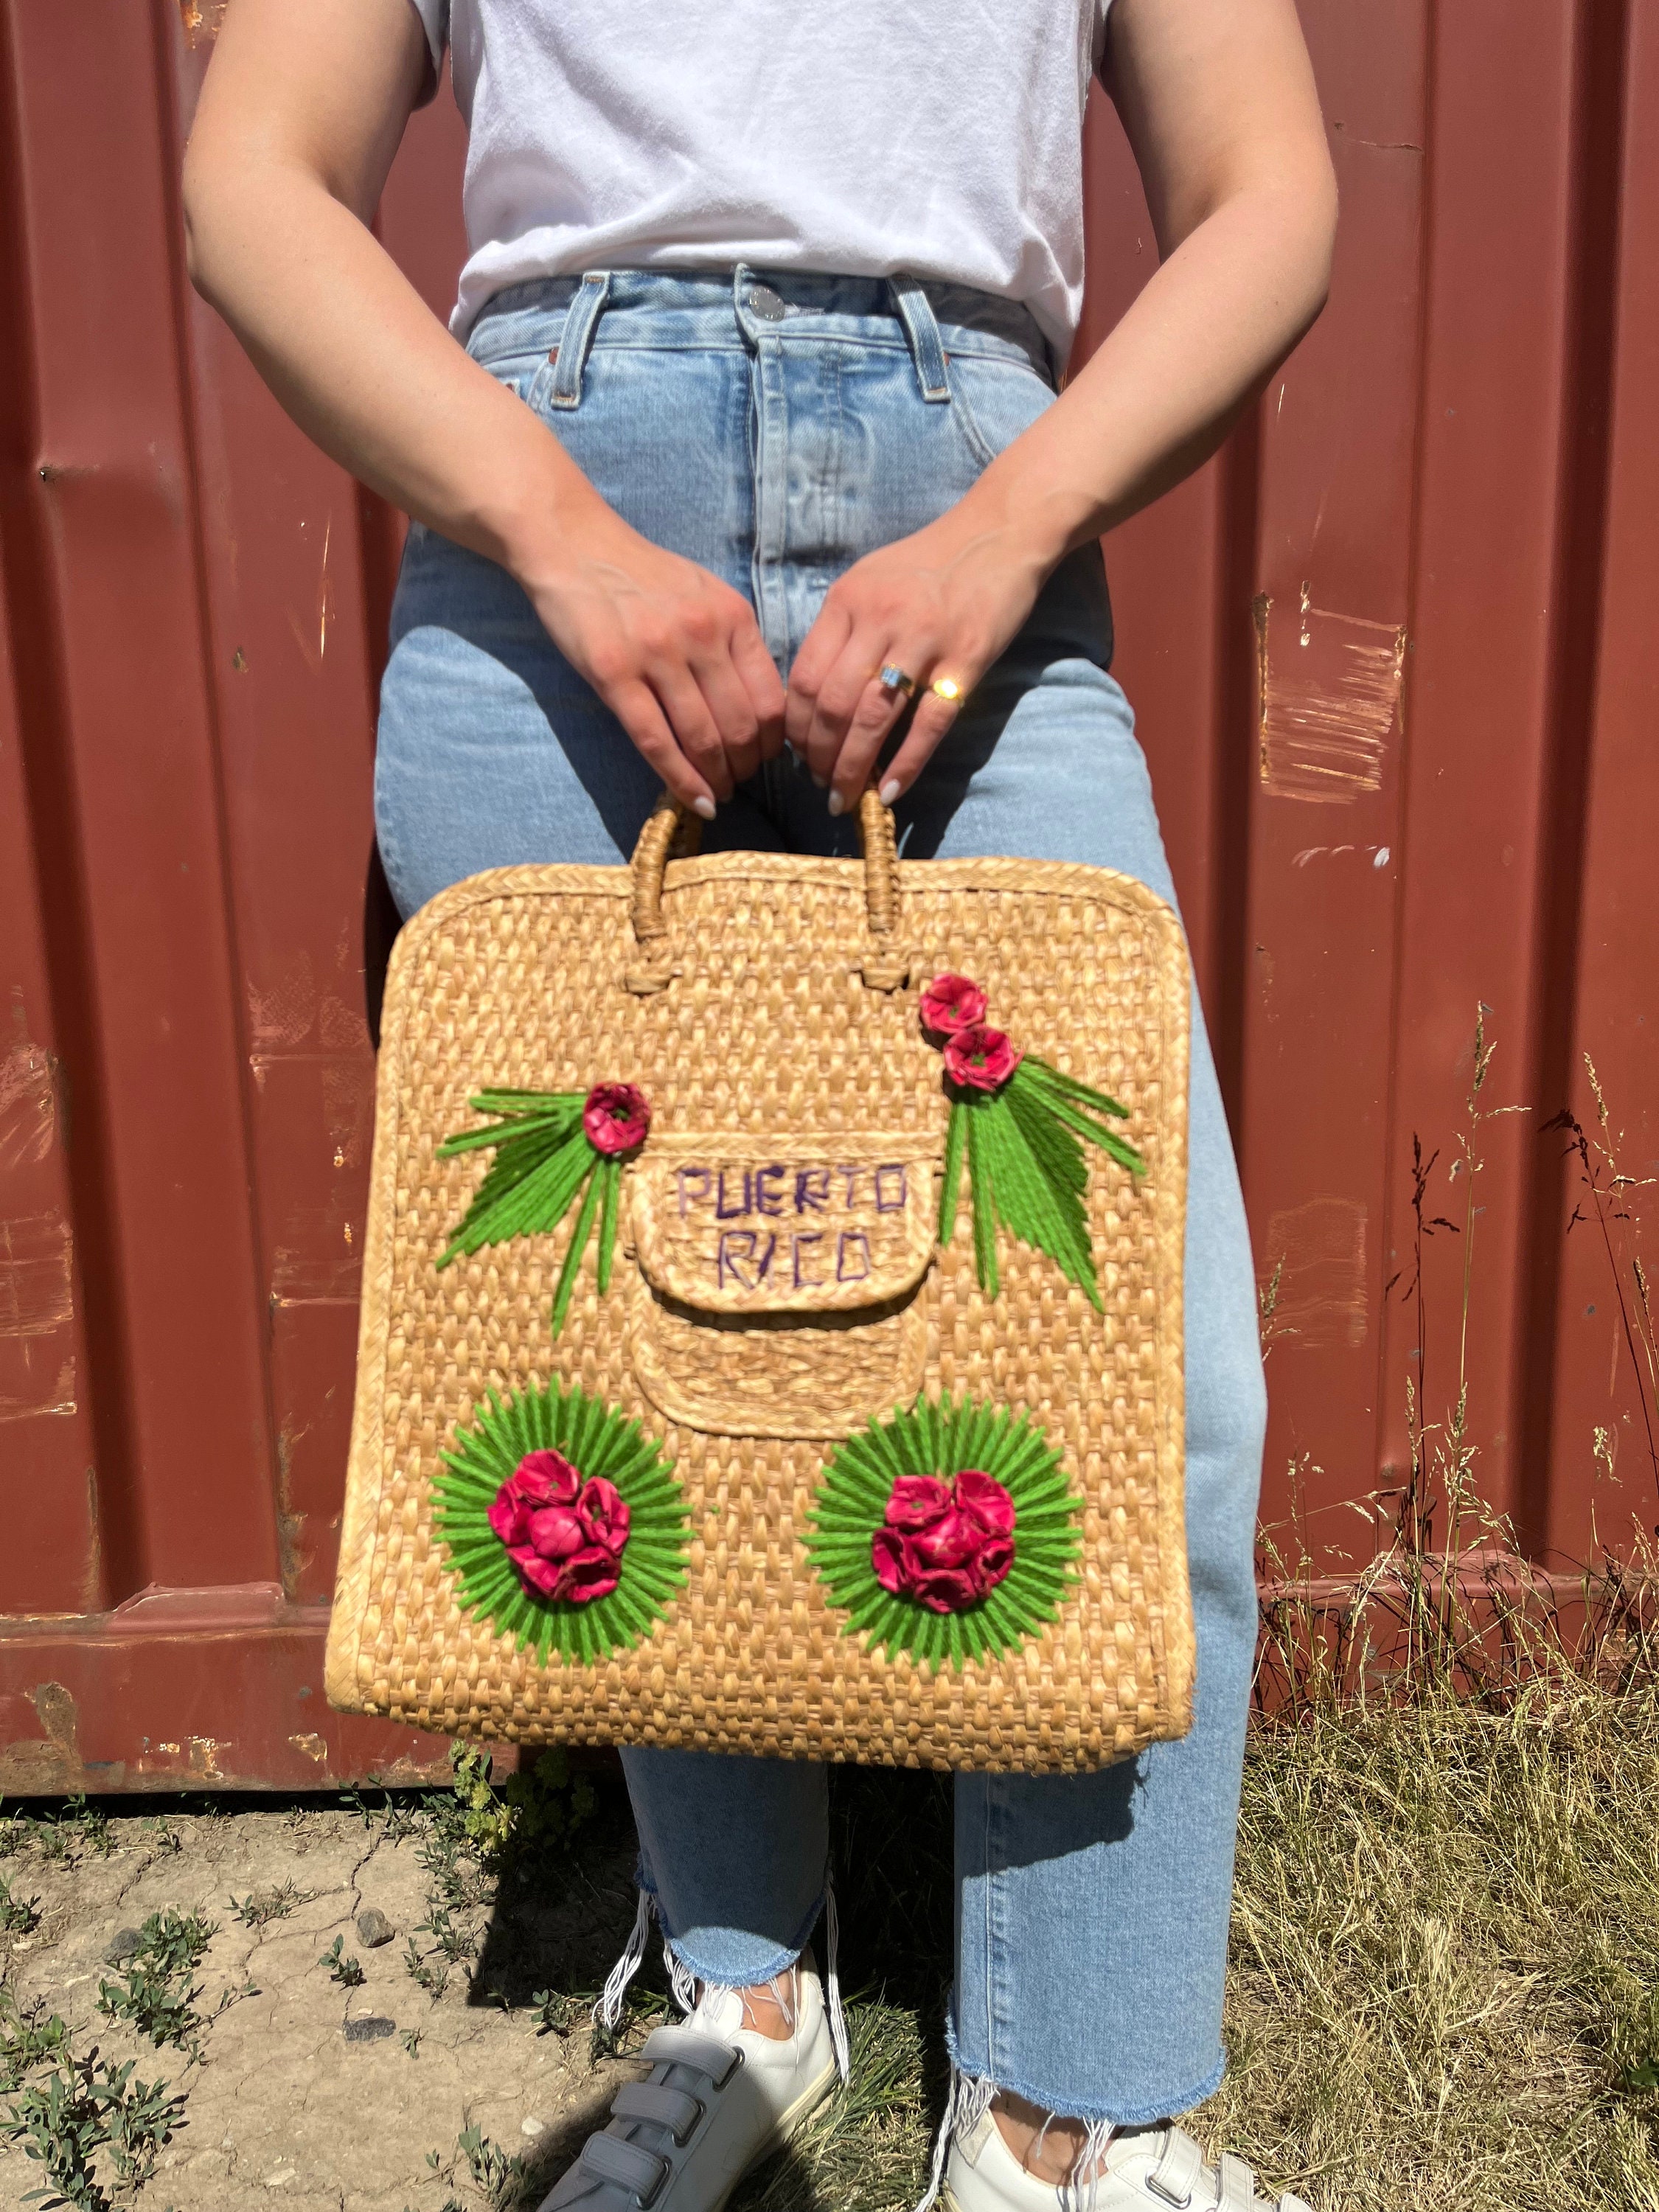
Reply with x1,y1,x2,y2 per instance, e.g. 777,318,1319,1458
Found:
726,1673,1659,2212
1211,1678,1659,2210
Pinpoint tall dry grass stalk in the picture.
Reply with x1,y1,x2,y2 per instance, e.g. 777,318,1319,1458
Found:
1255,1015,1659,1719
1219,1016,1659,2209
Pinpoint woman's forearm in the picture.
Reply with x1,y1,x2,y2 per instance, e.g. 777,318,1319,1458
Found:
184,0,787,814
975,170,1336,571
183,156,605,571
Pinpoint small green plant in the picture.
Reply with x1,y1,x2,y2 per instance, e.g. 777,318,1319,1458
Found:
319,1935,366,1989
0,1990,72,2094
29,1797,113,1868
1,2046,181,2211
501,1748,596,1858
344,1781,421,1843
229,1881,307,1927
96,1909,220,2053
456,2121,527,2208
402,1933,450,2004
529,1987,579,2037
0,1873,41,1935
402,2026,422,2059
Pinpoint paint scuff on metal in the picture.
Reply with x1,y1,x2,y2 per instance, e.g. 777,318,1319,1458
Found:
1262,1195,1370,1350
1255,591,1407,804
178,0,229,46
0,1211,74,1336
0,1045,57,1171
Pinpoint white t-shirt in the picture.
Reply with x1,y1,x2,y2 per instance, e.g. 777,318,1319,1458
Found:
409,0,1113,360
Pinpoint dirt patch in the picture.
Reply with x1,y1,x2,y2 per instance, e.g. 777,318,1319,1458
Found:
0,1761,660,2211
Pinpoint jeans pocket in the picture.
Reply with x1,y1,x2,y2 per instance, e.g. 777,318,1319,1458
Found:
467,313,571,406
947,355,1056,472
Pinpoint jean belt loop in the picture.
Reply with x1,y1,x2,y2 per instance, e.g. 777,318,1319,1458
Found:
548,271,611,410
889,275,951,404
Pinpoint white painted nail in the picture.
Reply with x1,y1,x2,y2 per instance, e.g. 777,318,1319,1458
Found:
827,790,846,817
879,778,902,806
692,794,717,820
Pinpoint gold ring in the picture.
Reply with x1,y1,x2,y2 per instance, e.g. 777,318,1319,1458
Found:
878,663,918,698
931,676,963,702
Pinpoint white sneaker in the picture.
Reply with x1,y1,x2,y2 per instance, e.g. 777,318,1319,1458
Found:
540,1964,840,2210
942,2104,1312,2212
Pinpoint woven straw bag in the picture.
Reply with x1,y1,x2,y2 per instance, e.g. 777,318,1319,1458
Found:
325,792,1194,1773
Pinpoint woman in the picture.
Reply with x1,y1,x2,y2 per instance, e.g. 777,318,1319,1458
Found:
184,2,1334,2204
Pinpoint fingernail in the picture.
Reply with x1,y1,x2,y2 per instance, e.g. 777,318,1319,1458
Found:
879,778,902,806
811,772,828,790
827,790,846,817
692,795,717,820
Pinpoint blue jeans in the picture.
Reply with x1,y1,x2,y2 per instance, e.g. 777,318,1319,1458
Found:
377,269,1266,2126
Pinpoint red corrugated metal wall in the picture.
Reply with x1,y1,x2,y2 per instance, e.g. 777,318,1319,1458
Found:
0,1,1652,1788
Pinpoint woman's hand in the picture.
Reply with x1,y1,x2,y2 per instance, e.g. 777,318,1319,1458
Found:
518,501,786,818
784,483,1051,813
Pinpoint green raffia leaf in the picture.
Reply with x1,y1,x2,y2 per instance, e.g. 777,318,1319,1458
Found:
966,1102,999,1298
939,1099,967,1248
1018,1060,1146,1176
433,1380,689,1666
437,1091,594,1267
946,1049,1150,1299
550,1163,602,1334
437,1090,639,1327
597,1157,620,1294
1019,1057,1130,1121
999,1084,1102,1308
802,1391,1082,1672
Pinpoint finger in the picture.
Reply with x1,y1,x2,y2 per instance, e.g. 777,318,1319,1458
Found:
729,622,788,764
827,668,914,814
690,650,765,788
801,627,901,790
653,668,736,801
785,596,854,765
610,680,719,818
872,682,967,805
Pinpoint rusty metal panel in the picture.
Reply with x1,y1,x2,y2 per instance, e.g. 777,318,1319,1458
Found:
0,0,1653,1787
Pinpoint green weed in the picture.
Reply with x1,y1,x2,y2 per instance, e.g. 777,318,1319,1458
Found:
0,1875,41,1935
229,1880,307,1927
1,2046,181,2211
319,1935,366,1989
456,2121,528,2208
0,1991,72,2095
96,1909,219,2053
528,1987,580,2038
402,1933,450,2005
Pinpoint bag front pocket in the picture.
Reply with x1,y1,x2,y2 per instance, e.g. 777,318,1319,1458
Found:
628,1132,937,1439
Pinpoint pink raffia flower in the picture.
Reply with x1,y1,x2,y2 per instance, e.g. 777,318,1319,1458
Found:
871,1469,1015,1614
488,1448,630,1604
919,974,988,1037
942,1025,1023,1093
582,1082,651,1156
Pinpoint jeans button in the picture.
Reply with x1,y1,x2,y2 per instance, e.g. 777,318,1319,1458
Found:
748,284,787,321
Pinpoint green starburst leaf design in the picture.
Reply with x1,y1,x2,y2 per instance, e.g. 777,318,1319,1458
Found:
804,1394,1082,1669
940,1059,1146,1308
435,1091,628,1335
433,1380,689,1665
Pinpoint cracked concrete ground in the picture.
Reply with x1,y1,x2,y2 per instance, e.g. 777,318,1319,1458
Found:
0,1781,656,2211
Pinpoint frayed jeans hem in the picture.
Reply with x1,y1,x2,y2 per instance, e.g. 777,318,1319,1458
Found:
942,2017,1227,2129
639,1867,827,1991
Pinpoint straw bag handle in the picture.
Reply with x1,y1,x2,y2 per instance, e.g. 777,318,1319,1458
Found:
625,787,908,993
